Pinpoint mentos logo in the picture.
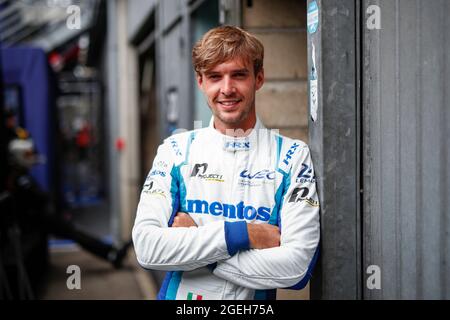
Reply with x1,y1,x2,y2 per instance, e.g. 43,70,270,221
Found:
185,199,271,222
282,143,300,166
240,169,275,180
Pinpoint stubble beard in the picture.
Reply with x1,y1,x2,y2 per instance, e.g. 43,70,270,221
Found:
211,98,255,129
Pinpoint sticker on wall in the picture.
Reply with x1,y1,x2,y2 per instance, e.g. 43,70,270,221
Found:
310,43,318,122
307,1,319,34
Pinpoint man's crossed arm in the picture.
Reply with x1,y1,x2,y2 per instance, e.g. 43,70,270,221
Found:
172,212,280,250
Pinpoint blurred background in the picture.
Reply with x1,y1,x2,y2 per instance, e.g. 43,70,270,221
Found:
1,0,449,300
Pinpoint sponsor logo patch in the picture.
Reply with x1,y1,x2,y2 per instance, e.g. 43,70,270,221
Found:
288,187,319,207
142,179,166,197
190,163,224,182
185,199,271,222
296,163,316,184
282,143,301,166
238,169,275,187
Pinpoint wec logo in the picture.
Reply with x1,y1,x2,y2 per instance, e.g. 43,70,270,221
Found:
240,169,275,180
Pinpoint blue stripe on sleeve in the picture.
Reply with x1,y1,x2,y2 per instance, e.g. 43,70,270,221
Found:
168,165,180,227
224,221,249,256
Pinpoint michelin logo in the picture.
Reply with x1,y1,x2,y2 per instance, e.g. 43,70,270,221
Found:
185,199,271,222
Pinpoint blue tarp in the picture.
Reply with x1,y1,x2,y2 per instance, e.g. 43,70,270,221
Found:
1,46,55,192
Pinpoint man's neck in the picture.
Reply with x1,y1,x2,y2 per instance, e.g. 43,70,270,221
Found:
213,116,256,137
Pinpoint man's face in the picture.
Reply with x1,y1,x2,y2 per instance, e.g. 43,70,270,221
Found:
196,57,264,132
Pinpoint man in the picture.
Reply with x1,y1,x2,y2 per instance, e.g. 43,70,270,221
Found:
133,26,320,300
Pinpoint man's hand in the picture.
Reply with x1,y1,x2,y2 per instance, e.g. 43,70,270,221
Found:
247,224,280,249
172,212,197,228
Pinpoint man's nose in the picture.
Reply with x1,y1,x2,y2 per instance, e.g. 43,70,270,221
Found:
220,77,235,96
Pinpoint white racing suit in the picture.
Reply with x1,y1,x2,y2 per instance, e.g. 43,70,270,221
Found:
132,118,320,300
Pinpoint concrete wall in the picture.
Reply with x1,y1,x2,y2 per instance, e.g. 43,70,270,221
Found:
363,0,450,299
243,0,309,142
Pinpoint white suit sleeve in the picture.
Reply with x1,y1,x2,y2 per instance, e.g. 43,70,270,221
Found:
132,140,250,271
212,145,320,290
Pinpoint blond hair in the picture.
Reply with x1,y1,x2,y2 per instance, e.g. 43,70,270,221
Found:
192,26,264,75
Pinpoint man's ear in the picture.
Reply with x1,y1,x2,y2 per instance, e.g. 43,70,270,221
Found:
255,68,264,91
196,73,204,90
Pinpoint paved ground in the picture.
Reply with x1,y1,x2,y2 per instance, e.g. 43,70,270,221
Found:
38,246,158,300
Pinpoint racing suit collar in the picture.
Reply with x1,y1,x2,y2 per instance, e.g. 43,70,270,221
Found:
208,116,266,152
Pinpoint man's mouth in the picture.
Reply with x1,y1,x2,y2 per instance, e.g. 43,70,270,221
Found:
217,99,242,107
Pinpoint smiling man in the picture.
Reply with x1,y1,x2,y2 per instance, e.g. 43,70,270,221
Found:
132,26,320,300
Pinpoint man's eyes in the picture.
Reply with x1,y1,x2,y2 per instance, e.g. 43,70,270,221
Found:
233,73,248,78
207,73,248,80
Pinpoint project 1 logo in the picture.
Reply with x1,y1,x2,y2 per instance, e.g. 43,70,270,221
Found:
191,163,224,182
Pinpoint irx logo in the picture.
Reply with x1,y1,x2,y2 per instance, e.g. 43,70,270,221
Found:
224,141,250,150
282,143,300,166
